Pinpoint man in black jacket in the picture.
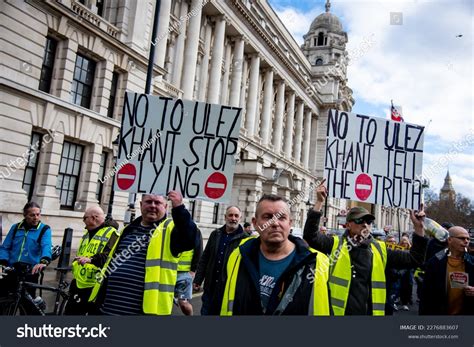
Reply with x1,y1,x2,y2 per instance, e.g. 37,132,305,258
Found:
304,180,428,315
220,195,330,315
193,206,250,315
420,226,474,315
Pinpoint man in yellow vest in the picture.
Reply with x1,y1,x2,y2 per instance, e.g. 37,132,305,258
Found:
64,206,118,315
303,180,428,315
89,191,197,315
220,194,331,315
174,228,202,316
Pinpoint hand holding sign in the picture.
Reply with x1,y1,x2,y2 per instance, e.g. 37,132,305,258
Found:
168,190,183,208
313,179,327,212
410,203,425,236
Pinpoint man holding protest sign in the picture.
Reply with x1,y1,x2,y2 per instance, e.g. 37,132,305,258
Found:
303,180,428,315
89,191,197,315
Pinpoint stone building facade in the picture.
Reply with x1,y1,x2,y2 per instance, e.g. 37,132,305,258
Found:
0,0,353,247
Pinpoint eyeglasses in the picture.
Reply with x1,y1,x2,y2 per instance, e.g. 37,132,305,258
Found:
352,218,374,225
451,236,471,242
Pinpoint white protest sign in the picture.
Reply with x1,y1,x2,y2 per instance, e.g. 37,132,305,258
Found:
115,92,242,203
324,109,424,209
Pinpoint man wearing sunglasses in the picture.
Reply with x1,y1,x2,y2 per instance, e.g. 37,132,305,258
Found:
303,180,428,315
420,226,474,315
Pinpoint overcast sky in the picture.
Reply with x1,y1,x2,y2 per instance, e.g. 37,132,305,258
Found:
269,0,474,201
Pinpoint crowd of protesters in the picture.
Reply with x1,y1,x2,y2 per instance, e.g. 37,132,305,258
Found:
1,183,473,316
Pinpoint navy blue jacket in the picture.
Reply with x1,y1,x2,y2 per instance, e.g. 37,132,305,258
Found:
420,250,474,315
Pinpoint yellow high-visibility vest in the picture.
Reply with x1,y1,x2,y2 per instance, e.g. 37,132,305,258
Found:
72,226,117,289
220,238,330,316
329,235,387,316
89,219,179,315
177,249,194,272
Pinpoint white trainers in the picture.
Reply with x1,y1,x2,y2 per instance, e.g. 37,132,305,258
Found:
401,305,409,311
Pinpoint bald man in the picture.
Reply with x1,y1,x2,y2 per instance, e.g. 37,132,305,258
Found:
64,206,118,315
420,226,474,315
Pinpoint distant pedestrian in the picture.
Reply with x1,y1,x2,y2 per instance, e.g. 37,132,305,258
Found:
193,206,250,315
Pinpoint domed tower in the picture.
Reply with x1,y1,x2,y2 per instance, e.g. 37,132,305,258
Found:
440,170,456,202
302,0,353,110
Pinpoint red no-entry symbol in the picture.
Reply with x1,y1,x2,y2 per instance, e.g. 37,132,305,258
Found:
355,173,373,201
205,172,227,199
116,163,136,190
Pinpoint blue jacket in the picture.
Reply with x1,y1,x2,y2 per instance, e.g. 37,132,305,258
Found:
0,220,52,266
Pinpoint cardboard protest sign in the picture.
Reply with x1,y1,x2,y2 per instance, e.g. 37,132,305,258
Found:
449,272,468,289
115,92,242,203
324,110,424,209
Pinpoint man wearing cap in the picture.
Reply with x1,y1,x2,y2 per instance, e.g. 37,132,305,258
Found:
303,181,428,315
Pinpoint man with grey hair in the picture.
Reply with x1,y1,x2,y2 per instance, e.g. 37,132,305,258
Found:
65,206,118,315
420,226,474,315
89,191,197,315
193,205,250,315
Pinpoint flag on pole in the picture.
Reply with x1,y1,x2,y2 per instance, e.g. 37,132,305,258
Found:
391,100,404,122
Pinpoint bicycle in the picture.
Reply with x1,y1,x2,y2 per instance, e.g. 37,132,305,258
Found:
0,262,71,316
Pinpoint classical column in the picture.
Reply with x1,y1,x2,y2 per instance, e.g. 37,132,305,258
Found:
207,15,226,104
272,80,285,153
229,36,244,107
245,53,260,137
310,113,319,173
171,1,189,87
283,91,295,158
260,68,274,146
155,0,172,69
293,101,304,163
198,19,212,101
239,57,248,109
303,110,312,169
220,42,232,104
181,0,203,99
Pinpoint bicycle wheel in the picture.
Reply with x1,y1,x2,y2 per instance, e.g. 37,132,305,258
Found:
57,294,70,315
0,298,28,315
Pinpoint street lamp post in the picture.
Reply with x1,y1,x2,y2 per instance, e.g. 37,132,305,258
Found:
106,135,119,221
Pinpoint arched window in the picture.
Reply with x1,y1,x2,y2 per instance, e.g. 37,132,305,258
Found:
317,32,324,46
315,58,323,66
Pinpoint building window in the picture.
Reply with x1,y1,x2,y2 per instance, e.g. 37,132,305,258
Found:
317,32,325,46
97,0,104,17
96,152,108,203
71,54,96,108
39,37,57,93
107,72,119,118
315,58,323,66
22,132,43,200
212,203,219,224
56,142,83,208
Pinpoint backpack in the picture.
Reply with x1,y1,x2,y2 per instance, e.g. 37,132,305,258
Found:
11,222,50,244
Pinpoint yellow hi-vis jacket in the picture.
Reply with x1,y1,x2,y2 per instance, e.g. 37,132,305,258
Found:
89,218,179,315
329,235,387,316
220,238,330,316
177,249,194,272
72,226,117,289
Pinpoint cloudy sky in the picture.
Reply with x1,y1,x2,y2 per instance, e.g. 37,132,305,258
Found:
269,0,474,201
